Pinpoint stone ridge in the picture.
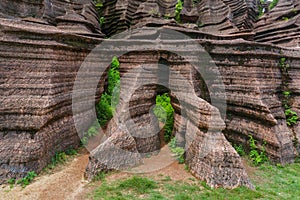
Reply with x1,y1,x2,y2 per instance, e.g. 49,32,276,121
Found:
0,0,103,183
84,39,253,188
84,34,300,188
255,0,300,47
99,0,258,36
0,0,103,37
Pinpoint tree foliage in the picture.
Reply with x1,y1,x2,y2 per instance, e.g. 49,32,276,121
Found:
154,93,174,142
96,56,120,127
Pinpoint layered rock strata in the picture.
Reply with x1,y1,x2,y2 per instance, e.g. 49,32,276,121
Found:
0,0,103,183
255,0,300,47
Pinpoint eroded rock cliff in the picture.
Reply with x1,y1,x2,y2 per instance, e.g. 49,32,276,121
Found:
0,0,103,182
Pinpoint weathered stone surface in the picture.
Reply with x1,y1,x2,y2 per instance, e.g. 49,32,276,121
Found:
83,33,253,188
85,125,142,180
0,0,103,183
255,0,300,47
0,0,103,37
99,0,258,36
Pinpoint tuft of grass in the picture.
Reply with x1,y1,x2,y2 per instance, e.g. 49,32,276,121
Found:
45,148,78,171
16,171,37,188
93,176,159,199
7,178,16,189
169,138,185,164
118,176,158,194
92,171,107,182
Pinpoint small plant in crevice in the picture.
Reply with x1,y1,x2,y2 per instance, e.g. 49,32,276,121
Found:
164,13,171,19
248,135,268,166
175,0,183,23
15,171,37,188
7,178,16,189
279,57,290,73
285,109,299,126
233,143,246,157
169,137,185,164
278,57,298,127
94,0,103,13
99,17,105,27
45,148,78,170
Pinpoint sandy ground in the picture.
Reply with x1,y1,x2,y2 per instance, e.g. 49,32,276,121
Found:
0,149,90,200
0,144,195,200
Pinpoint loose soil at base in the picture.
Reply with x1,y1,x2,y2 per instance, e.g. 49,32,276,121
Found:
0,147,257,200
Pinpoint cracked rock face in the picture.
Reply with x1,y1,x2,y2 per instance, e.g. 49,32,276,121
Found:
99,0,258,36
0,0,300,189
0,0,103,183
255,0,300,47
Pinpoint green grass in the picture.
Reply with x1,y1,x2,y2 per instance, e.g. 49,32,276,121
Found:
91,162,300,200
44,148,78,171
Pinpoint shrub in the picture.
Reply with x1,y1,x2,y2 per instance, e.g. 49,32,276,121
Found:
96,93,113,127
249,136,268,166
154,93,174,142
175,0,183,23
285,109,299,126
269,0,279,10
96,56,120,127
169,137,185,164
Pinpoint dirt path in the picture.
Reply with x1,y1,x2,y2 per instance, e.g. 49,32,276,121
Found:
0,149,90,200
0,144,195,200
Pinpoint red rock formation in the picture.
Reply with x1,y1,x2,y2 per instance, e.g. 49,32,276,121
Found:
255,0,300,47
0,0,103,183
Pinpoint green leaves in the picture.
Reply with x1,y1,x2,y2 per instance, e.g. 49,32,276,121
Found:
285,109,299,126
269,0,279,10
15,171,37,188
233,144,246,156
249,136,268,166
96,56,120,127
175,0,183,23
169,138,185,164
154,93,174,142
96,93,113,127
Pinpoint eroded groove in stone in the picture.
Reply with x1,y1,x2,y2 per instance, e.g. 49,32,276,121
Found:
100,0,258,37
0,0,104,183
1,0,300,189
254,0,300,47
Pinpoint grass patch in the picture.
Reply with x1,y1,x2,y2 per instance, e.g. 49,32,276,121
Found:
44,147,78,171
91,163,300,199
7,171,37,188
